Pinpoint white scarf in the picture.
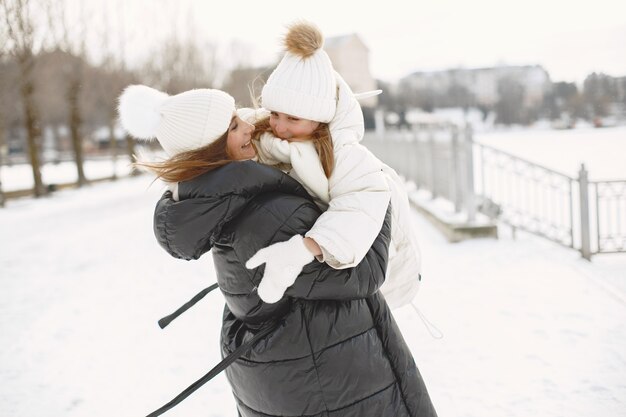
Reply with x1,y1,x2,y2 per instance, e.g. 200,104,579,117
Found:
257,133,330,204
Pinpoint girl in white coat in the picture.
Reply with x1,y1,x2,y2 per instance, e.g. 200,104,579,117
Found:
245,21,422,309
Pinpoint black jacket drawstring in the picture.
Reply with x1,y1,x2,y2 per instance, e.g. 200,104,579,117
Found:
148,284,280,416
146,320,279,417
158,284,219,329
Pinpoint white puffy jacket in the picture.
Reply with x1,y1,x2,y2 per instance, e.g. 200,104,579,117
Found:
241,73,422,309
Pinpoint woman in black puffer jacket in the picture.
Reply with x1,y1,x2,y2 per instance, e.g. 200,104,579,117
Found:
118,84,436,417
153,161,437,417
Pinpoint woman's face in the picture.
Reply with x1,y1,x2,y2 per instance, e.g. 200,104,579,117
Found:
269,111,320,142
227,114,255,160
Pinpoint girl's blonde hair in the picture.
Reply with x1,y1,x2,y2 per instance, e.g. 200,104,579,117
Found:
133,131,234,183
252,117,334,178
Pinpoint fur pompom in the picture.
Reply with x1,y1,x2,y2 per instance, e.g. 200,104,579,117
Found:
118,85,169,140
283,21,323,58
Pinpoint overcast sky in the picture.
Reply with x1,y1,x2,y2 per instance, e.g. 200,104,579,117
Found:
79,0,626,85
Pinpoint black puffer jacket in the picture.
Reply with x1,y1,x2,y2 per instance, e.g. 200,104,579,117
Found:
154,161,437,417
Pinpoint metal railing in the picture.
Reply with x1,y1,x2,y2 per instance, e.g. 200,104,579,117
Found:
475,143,575,249
363,126,626,260
594,180,626,254
363,125,476,221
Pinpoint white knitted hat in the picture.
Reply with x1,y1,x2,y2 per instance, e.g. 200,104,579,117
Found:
118,85,235,156
262,22,337,123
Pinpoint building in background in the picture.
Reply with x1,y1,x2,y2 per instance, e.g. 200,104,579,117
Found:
324,33,379,109
402,65,551,108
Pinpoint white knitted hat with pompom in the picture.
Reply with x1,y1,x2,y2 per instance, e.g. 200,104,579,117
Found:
117,85,235,156
262,21,337,123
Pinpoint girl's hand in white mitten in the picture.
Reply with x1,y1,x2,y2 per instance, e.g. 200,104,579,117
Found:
245,235,314,303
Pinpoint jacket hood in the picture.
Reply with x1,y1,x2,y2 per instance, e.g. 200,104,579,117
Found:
328,71,365,149
154,160,311,260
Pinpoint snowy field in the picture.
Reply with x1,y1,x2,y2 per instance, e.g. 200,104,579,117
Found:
1,173,625,417
475,125,626,180
0,156,134,192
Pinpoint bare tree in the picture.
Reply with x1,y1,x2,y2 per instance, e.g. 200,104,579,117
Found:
0,16,8,206
82,59,135,180
140,3,220,94
142,36,220,94
495,77,526,125
222,65,271,108
583,72,615,119
45,0,89,186
1,0,46,196
97,3,118,179
115,0,140,175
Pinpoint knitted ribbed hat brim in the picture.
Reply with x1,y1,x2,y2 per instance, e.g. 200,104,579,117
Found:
261,84,336,123
157,89,234,156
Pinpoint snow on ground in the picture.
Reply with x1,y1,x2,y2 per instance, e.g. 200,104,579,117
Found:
0,156,134,192
396,216,626,417
475,125,626,180
1,174,625,417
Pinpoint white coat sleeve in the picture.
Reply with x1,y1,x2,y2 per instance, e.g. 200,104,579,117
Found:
303,72,391,269
304,144,391,268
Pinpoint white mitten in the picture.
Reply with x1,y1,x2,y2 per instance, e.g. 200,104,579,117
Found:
245,235,314,303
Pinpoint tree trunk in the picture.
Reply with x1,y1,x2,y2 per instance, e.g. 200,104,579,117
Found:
125,133,139,176
52,124,62,164
0,116,6,208
68,73,87,186
19,53,46,197
108,116,117,180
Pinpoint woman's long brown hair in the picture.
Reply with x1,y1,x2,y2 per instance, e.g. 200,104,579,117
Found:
252,117,334,178
133,131,233,183
134,114,335,183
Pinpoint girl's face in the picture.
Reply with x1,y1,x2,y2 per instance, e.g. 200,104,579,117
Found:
227,114,256,160
269,111,320,142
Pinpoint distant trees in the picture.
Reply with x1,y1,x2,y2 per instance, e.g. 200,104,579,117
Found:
47,0,89,186
384,78,476,119
222,65,271,108
141,37,220,94
541,73,625,124
583,72,620,118
0,0,237,196
2,0,47,196
495,77,525,125
444,83,474,110
379,70,626,127
542,81,585,122
0,11,7,206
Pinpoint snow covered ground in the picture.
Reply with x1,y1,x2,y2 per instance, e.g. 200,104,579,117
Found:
0,156,134,192
475,125,626,180
1,173,625,417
